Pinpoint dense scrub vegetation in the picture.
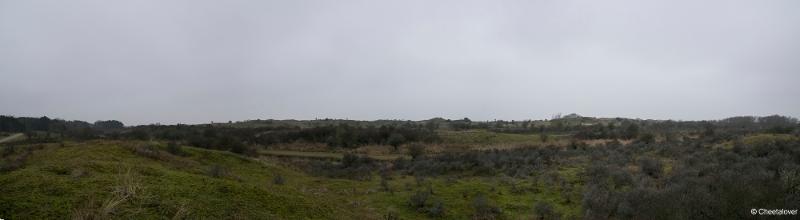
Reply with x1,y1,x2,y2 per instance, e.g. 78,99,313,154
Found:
2,114,799,219
1,116,440,154
580,137,800,220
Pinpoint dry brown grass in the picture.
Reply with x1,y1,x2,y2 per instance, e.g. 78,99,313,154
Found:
71,166,143,220
171,203,191,220
265,141,329,151
352,144,394,155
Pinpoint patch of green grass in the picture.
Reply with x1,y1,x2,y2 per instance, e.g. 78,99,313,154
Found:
742,133,798,146
365,175,583,219
716,133,799,150
0,141,376,219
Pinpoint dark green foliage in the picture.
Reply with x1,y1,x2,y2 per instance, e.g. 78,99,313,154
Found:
759,115,798,130
403,147,562,177
406,190,446,217
639,157,662,178
767,126,795,134
129,120,439,154
472,194,501,220
0,150,30,172
379,167,391,192
540,133,549,142
165,142,188,156
342,153,373,168
272,174,285,185
624,123,640,139
228,140,253,156
0,116,25,132
637,133,656,144
582,138,800,220
408,190,430,211
287,123,437,148
387,133,406,151
129,129,150,140
384,210,400,220
702,121,715,137
93,120,124,130
380,176,390,192
427,200,445,218
2,145,14,158
408,144,424,160
451,118,473,130
310,154,376,180
534,201,557,220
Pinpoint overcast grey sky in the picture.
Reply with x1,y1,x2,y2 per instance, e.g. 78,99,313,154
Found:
1,0,798,125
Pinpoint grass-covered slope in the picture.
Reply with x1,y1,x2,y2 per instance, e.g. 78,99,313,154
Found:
0,141,376,219
0,140,585,219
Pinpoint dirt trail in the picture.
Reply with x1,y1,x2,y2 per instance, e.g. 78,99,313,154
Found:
0,133,24,143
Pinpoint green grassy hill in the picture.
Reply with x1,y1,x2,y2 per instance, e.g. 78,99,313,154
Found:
0,140,583,219
0,141,377,219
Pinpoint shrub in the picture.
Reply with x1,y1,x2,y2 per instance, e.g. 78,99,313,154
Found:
384,210,400,220
540,133,549,143
534,201,557,220
166,142,188,156
408,144,425,160
308,157,376,180
206,165,229,178
379,167,391,192
472,194,501,219
0,150,30,172
637,133,656,144
132,144,162,160
639,157,663,178
380,177,390,192
427,200,445,218
342,153,360,168
408,191,430,211
387,133,406,151
1,145,14,157
273,174,285,185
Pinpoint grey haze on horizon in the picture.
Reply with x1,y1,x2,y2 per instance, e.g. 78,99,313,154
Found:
1,0,799,125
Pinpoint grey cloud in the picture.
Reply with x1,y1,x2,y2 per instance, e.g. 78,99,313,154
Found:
1,0,798,125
